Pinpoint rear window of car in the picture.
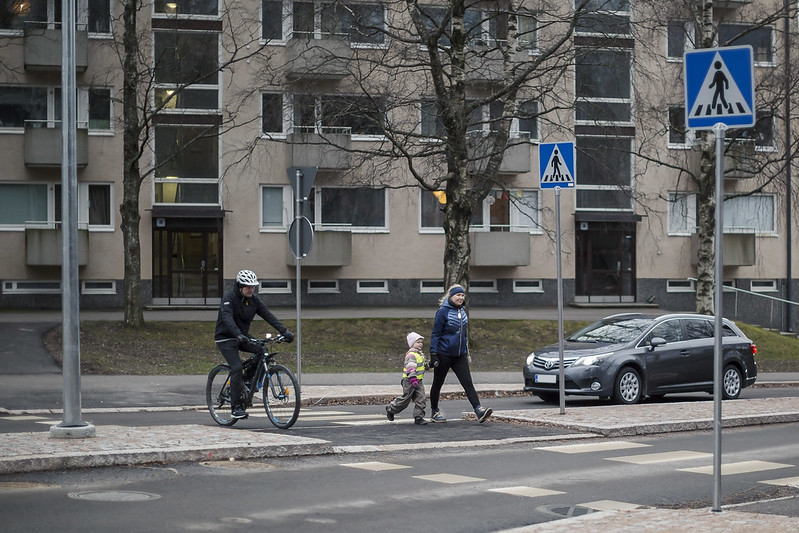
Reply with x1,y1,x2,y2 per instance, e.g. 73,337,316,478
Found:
567,318,652,343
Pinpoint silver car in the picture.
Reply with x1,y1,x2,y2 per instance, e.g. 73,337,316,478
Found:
523,313,758,404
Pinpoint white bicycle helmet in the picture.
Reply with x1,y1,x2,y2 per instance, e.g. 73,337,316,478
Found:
236,269,259,287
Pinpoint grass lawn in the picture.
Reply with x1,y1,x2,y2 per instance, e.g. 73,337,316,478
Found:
42,318,799,375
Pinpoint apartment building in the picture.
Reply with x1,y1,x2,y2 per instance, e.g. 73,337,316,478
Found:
0,1,794,330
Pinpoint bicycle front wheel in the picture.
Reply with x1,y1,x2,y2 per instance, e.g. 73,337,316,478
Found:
206,364,238,426
262,364,300,429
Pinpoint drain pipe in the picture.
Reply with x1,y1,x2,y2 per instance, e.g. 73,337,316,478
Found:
785,1,793,333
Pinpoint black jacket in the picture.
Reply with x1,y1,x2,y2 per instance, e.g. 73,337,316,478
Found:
214,287,286,341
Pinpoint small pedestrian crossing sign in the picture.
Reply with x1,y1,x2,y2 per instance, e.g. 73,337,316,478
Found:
539,142,575,189
685,46,755,130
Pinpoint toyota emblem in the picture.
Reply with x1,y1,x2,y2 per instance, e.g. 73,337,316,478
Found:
544,360,554,370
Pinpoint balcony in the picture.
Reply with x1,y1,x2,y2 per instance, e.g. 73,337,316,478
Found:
286,229,351,267
286,129,351,170
26,225,89,266
470,231,530,266
686,143,757,180
690,232,755,267
467,133,531,175
285,34,352,81
24,25,88,71
24,123,89,167
465,46,528,86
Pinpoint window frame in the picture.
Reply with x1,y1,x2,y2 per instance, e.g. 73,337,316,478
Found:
152,29,221,113
750,279,777,293
81,280,116,295
0,182,114,231
666,279,695,293
513,279,544,293
260,185,292,231
356,280,389,294
307,279,340,294
259,279,292,294
309,186,389,232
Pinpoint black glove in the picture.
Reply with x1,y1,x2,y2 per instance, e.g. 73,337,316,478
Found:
429,353,439,368
236,334,249,346
282,330,294,343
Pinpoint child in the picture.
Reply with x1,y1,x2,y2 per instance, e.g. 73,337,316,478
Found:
385,332,428,425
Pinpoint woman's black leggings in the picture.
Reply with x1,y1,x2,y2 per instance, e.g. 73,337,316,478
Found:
429,354,480,411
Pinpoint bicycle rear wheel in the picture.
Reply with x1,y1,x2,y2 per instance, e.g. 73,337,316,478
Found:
206,364,238,426
262,364,300,429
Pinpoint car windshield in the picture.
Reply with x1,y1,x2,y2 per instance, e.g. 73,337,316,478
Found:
567,317,653,344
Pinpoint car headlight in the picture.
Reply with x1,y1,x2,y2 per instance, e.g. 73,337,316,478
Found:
526,354,536,366
572,353,612,367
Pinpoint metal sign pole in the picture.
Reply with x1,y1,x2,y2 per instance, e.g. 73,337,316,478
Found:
555,186,565,415
294,169,303,389
712,122,727,512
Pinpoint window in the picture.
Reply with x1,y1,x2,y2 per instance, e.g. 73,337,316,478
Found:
730,111,775,149
2,280,61,294
719,23,773,64
684,319,714,340
576,48,632,124
0,86,47,128
420,101,444,138
357,280,388,293
154,0,217,15
669,193,775,235
0,182,112,228
307,279,339,293
576,136,633,210
261,185,290,229
87,88,112,130
469,280,497,293
751,280,777,293
420,189,539,232
420,280,444,293
153,31,219,109
262,0,284,40
262,93,285,134
575,0,631,36
517,100,539,140
645,319,683,344
0,0,111,32
81,280,116,295
666,279,695,293
308,187,387,230
517,12,538,50
293,94,385,136
668,105,693,147
667,20,695,59
154,125,219,204
260,280,292,293
513,280,543,293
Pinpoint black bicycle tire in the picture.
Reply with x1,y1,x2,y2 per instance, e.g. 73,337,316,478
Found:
206,364,238,426
262,363,301,429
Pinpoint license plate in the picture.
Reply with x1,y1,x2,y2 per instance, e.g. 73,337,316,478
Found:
535,374,557,384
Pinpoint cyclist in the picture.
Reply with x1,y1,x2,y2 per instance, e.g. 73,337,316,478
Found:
214,269,294,419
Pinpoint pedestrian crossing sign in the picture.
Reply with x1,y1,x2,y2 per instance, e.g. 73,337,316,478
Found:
685,46,755,130
538,142,575,189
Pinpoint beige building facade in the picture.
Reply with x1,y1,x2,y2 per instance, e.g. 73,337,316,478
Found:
0,1,795,330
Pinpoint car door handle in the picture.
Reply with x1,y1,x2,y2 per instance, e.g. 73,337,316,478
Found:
680,350,691,357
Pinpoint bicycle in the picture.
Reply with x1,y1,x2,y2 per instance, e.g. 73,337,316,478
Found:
206,335,301,429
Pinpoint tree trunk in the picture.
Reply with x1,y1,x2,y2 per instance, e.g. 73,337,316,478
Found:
121,0,144,328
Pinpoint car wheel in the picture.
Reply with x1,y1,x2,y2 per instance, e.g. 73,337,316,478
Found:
722,365,742,400
613,367,642,405
537,392,559,404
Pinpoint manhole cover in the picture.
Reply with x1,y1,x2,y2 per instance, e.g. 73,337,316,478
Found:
538,504,596,518
68,491,161,502
200,460,273,471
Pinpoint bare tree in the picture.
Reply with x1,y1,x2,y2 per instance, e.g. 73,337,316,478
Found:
632,0,796,315
243,0,588,292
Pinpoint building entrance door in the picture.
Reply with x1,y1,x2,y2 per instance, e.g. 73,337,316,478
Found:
575,222,636,303
152,217,223,306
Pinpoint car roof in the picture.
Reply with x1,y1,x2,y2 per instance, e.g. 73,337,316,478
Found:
603,312,737,325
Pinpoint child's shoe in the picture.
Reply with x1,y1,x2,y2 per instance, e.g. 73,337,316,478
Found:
385,406,394,421
414,418,428,425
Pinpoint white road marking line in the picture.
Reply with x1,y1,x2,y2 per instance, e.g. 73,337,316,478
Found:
0,416,53,421
679,460,793,475
580,500,647,511
488,486,565,498
339,462,412,472
413,473,485,484
606,450,712,464
535,441,650,454
760,476,799,488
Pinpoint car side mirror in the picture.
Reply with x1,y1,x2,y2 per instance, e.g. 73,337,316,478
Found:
648,337,667,351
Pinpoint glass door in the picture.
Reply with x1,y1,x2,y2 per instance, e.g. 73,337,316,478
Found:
153,222,222,306
575,222,636,303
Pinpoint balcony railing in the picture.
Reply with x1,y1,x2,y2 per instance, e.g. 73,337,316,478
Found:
691,230,756,267
25,223,89,266
24,23,88,71
467,132,531,175
470,231,530,266
24,122,89,167
285,33,352,81
285,127,352,170
464,46,529,85
286,228,352,267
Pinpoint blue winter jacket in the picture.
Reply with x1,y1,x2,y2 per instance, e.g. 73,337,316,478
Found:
430,299,468,357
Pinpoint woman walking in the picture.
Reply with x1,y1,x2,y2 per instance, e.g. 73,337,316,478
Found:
428,284,492,423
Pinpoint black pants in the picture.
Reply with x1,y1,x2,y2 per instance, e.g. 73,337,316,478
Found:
216,339,259,408
429,354,480,412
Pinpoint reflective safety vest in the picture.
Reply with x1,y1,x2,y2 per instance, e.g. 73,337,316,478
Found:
402,349,426,380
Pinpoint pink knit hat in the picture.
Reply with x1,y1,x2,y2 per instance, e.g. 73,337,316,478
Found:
406,332,424,348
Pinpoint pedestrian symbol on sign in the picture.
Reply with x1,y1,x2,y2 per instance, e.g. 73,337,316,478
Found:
688,53,752,120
